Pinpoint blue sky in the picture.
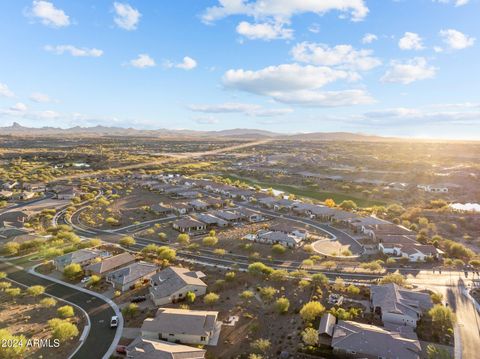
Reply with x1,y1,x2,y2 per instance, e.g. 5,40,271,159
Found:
0,0,479,139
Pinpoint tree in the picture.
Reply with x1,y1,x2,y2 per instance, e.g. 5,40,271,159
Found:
346,284,360,296
2,242,20,256
300,301,325,322
27,285,45,297
324,198,336,208
274,297,290,314
120,236,136,247
302,327,319,346
5,287,21,299
429,305,455,336
333,277,345,292
248,262,273,277
340,200,357,210
122,303,138,317
0,272,6,279
311,273,329,288
250,338,271,354
63,263,83,280
360,261,382,272
270,269,288,282
57,305,75,318
48,318,79,341
323,261,336,270
225,271,236,282
40,297,57,308
204,292,219,305
272,243,286,255
379,271,406,286
202,236,218,247
186,291,196,303
0,329,28,358
0,281,12,290
431,292,444,305
177,233,190,246
259,286,277,302
240,290,254,300
87,275,101,287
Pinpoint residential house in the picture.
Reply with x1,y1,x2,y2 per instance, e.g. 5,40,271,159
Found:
0,190,13,199
331,320,421,359
56,188,76,200
172,218,207,233
273,198,297,211
126,337,206,359
84,252,136,277
213,210,242,223
318,313,336,338
400,244,440,262
2,181,18,190
54,249,105,271
150,204,173,216
370,283,433,328
249,229,303,248
257,197,277,208
170,202,192,215
195,214,228,228
107,261,158,292
201,197,225,209
149,266,207,305
363,223,413,242
236,208,264,223
269,223,308,239
189,199,209,211
141,308,221,346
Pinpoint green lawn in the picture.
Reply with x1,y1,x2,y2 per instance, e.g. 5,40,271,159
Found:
221,174,386,208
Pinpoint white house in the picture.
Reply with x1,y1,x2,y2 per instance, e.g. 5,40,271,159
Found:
126,337,206,359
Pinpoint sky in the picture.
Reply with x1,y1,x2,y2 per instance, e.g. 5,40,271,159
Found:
0,0,479,139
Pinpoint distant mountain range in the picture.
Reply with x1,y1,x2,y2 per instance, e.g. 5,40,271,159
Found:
0,122,394,141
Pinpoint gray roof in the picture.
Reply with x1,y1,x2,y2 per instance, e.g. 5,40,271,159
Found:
195,214,228,226
258,230,302,246
173,218,205,229
107,261,158,286
318,313,336,336
126,337,206,359
371,283,433,319
54,249,103,267
150,266,207,299
84,252,136,274
332,320,421,359
142,308,218,336
213,210,242,221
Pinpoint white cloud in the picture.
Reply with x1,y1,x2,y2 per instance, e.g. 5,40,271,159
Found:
362,33,377,44
308,23,320,34
433,0,469,7
381,57,436,84
193,116,219,124
189,102,293,117
202,0,369,24
291,42,381,71
398,32,424,50
439,29,475,50
271,89,374,107
165,56,198,70
44,45,103,57
30,92,52,103
0,83,14,97
222,63,372,107
236,21,293,40
29,1,70,28
113,2,141,30
10,103,28,112
130,54,156,68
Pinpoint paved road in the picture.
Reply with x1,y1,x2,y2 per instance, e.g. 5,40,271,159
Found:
0,261,117,359
409,270,480,359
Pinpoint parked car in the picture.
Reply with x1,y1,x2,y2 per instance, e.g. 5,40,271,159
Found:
110,316,119,328
131,295,146,303
81,276,91,284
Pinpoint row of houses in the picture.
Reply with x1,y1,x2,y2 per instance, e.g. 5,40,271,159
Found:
319,283,434,358
172,208,265,234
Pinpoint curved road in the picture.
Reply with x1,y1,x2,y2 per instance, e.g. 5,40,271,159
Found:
0,261,117,359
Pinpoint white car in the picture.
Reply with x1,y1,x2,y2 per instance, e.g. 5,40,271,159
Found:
110,316,119,328
80,276,91,284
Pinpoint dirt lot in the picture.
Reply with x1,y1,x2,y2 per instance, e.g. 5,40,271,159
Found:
120,263,370,359
0,279,86,359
